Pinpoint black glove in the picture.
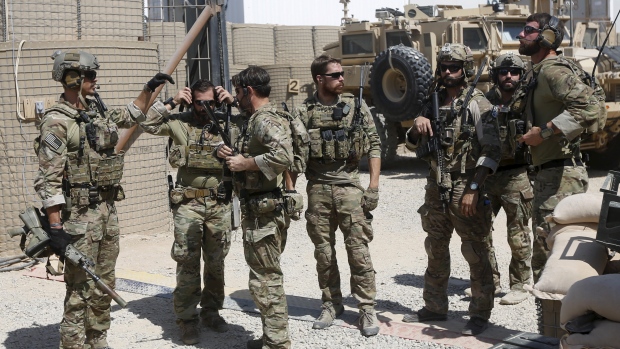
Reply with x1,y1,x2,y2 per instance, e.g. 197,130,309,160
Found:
146,73,175,92
48,228,72,256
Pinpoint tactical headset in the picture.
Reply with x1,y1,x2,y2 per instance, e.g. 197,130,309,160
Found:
538,15,563,50
63,70,82,89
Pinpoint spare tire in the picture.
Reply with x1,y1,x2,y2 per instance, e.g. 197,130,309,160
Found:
370,44,432,123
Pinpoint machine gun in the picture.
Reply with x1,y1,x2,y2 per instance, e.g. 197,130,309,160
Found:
8,207,128,307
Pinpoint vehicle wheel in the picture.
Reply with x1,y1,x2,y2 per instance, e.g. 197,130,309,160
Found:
586,135,620,170
370,44,432,123
371,107,398,165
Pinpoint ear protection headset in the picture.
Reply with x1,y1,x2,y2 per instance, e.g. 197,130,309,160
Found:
63,70,82,90
539,16,563,50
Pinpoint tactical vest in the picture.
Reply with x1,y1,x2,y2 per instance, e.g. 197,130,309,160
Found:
280,108,309,174
488,89,528,164
306,93,366,163
168,124,223,173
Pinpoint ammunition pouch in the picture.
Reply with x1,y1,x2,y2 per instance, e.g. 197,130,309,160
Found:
308,127,352,163
169,186,218,205
66,152,124,188
168,143,222,172
242,190,284,216
282,191,304,217
91,118,119,151
235,169,266,190
69,184,124,206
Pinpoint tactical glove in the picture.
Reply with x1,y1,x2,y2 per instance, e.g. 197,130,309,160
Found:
361,187,379,212
146,73,175,92
48,228,72,256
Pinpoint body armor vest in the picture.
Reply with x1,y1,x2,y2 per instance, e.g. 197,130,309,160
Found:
168,124,223,173
490,88,528,165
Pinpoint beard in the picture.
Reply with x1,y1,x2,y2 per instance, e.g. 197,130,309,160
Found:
519,40,541,56
499,80,517,92
442,75,464,88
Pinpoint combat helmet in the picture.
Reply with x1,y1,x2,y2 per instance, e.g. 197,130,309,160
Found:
51,49,99,88
436,43,474,78
489,52,526,83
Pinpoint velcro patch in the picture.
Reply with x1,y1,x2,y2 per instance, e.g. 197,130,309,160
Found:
44,133,63,151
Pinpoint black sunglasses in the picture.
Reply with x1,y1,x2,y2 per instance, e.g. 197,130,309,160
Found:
322,71,345,79
498,68,522,76
83,70,97,80
196,99,216,108
439,64,462,73
523,25,542,35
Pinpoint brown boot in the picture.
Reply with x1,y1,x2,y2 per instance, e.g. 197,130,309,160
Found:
178,320,200,345
312,302,345,329
202,310,230,333
247,337,263,349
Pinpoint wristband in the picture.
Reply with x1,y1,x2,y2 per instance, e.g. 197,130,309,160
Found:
50,222,63,228
164,97,176,110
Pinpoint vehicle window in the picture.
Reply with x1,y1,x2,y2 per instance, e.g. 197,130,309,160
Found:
502,23,523,43
386,31,412,47
342,33,374,55
463,27,487,50
583,28,598,49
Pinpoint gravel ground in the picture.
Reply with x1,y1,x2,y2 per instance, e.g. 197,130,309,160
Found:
0,148,610,349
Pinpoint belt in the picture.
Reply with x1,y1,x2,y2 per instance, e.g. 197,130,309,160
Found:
537,158,584,171
496,164,528,172
183,187,218,199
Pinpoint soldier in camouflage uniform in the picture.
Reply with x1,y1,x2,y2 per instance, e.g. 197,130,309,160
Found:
517,13,604,282
481,53,534,305
216,66,293,349
141,80,236,345
402,44,501,336
290,55,382,337
34,49,172,349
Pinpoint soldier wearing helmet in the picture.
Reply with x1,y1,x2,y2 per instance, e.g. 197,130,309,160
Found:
403,43,501,336
34,49,174,349
470,52,534,306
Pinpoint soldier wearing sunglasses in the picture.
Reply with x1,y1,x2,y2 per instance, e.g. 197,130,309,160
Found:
140,79,236,345
476,53,534,306
402,43,500,336
516,13,604,283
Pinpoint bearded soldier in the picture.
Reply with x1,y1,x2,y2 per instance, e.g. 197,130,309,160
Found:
141,80,236,345
291,54,382,337
402,43,501,336
216,66,294,349
34,49,173,349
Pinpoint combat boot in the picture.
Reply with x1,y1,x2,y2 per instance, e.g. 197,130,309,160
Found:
359,308,380,337
86,330,111,349
500,289,529,305
402,307,447,323
178,320,200,345
461,316,489,336
202,310,230,332
312,302,344,329
247,336,263,349
464,285,502,297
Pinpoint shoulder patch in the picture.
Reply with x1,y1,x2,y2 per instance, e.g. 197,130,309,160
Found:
44,132,63,152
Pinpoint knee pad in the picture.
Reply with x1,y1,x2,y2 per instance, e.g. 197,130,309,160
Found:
461,241,484,264
346,242,373,273
314,242,334,268
424,236,447,260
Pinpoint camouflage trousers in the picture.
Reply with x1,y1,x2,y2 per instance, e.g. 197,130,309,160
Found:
60,200,119,349
418,172,495,320
305,181,376,310
484,166,533,291
171,196,231,322
242,206,290,349
532,165,588,282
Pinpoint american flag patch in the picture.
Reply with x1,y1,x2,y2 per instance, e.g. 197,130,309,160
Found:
44,133,63,151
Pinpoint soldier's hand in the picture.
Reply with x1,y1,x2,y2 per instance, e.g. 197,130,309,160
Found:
226,154,251,172
174,87,192,106
414,116,433,136
48,228,72,256
460,190,478,217
146,73,175,92
215,86,234,105
519,127,543,147
217,144,234,159
361,187,379,212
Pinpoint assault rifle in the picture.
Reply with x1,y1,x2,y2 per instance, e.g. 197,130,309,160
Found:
93,92,108,118
9,207,127,307
349,63,368,160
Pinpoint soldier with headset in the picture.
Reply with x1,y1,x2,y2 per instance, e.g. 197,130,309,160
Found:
34,49,173,349
402,43,501,336
517,13,605,282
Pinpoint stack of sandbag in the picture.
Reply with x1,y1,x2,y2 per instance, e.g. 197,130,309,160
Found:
528,193,607,300
559,274,620,348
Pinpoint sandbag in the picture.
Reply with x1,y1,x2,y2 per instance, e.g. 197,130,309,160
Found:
561,274,620,325
552,193,604,225
547,223,598,250
533,230,608,298
561,320,620,348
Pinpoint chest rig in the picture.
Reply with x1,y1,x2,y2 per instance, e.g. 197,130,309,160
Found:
491,88,528,164
168,122,223,173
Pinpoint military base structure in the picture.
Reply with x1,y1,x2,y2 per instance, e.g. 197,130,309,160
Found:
0,0,340,258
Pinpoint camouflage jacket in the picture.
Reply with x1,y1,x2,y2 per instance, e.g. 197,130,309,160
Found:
141,101,222,189
485,87,528,167
233,102,293,195
293,92,381,184
525,54,604,166
34,95,143,208
405,86,501,174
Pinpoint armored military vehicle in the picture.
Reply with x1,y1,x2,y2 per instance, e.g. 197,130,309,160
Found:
324,0,620,169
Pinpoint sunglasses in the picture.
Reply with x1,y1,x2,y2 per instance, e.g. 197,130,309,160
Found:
83,70,97,80
196,100,216,108
498,68,522,76
439,64,462,73
523,25,542,35
321,71,345,79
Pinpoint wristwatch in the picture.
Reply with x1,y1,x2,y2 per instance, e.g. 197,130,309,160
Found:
469,182,479,191
163,97,176,110
540,124,554,140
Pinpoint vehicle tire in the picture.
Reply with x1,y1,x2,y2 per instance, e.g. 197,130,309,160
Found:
370,44,433,123
586,135,620,170
371,107,399,165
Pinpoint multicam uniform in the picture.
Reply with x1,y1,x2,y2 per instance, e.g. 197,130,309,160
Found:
405,87,501,321
484,88,533,292
140,102,231,326
293,93,381,311
523,54,603,282
34,96,144,349
233,103,293,349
